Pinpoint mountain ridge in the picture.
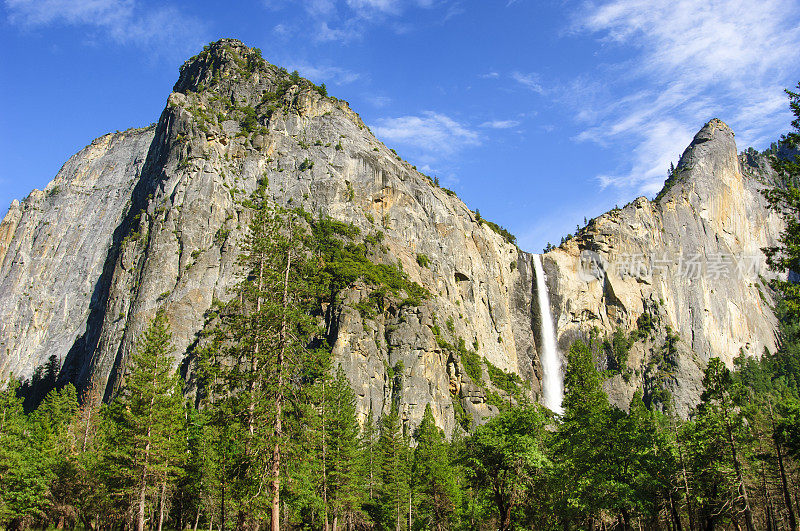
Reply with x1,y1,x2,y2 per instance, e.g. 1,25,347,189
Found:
0,38,785,430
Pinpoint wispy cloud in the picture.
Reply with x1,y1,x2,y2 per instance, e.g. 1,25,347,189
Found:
572,0,800,195
286,63,361,85
5,0,206,55
480,120,520,129
365,94,392,107
266,0,443,43
511,71,546,94
372,111,480,158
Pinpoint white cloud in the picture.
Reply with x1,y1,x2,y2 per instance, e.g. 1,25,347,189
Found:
346,0,402,14
480,72,500,79
6,0,131,25
596,118,694,195
365,94,392,107
273,23,291,36
511,71,546,94
372,111,480,157
286,63,361,85
480,120,520,129
5,0,205,53
317,20,363,42
573,0,800,195
268,0,441,42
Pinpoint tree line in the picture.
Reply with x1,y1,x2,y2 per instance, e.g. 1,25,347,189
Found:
1,86,800,530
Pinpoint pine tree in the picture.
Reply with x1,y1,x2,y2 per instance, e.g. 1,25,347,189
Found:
99,311,186,531
555,339,611,525
412,404,457,530
0,378,39,527
765,83,800,389
361,408,379,511
0,380,81,528
324,366,368,530
377,403,411,531
701,358,756,531
171,404,207,530
200,178,323,529
30,384,80,527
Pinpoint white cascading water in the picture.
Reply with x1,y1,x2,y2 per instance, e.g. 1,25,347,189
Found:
532,254,564,414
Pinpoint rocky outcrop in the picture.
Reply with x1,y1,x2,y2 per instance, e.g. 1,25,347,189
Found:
542,119,783,415
0,40,785,428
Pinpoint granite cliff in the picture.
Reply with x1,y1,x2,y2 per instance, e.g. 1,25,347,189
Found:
543,119,783,415
0,40,784,430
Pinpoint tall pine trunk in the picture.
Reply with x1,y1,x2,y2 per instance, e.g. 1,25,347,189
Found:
271,246,291,531
137,374,157,531
322,378,329,531
157,481,167,531
721,398,755,531
770,401,798,531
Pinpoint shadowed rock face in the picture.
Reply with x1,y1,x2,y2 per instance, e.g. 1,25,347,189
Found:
0,40,784,429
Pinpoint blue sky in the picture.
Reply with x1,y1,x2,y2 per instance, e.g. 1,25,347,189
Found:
1,0,799,252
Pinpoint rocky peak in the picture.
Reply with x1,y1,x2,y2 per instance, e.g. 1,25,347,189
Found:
172,39,325,111
656,118,740,203
176,39,268,94
677,118,738,174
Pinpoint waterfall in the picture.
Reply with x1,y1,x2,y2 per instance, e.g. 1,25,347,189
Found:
532,254,563,414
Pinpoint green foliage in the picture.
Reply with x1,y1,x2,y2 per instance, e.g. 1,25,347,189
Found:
431,323,482,386
0,381,80,526
237,105,258,134
655,164,684,202
556,342,673,527
375,403,411,529
465,405,552,531
479,218,517,245
299,157,314,171
415,253,430,268
452,398,472,433
460,347,483,384
98,312,187,530
764,83,800,393
309,217,429,310
413,405,458,528
603,327,633,374
485,359,523,398
635,310,656,338
644,326,679,408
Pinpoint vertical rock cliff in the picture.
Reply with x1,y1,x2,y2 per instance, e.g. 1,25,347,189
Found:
543,119,783,415
0,40,785,428
0,127,154,382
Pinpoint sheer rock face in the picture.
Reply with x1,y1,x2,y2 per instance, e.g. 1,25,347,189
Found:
0,127,155,381
543,119,783,415
0,40,784,428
